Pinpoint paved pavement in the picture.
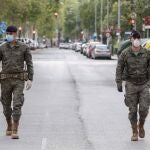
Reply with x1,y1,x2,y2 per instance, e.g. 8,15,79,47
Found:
0,48,150,150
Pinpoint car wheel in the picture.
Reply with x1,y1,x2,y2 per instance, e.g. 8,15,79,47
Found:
108,56,111,60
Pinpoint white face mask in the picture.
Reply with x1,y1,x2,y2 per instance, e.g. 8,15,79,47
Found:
133,39,141,48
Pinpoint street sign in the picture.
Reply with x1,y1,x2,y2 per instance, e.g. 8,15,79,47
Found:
0,22,7,35
145,25,150,29
116,32,120,36
144,16,150,26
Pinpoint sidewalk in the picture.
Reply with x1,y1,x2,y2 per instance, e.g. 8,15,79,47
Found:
112,54,118,60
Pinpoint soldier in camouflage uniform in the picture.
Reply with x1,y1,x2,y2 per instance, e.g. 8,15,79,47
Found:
116,31,150,141
0,26,33,139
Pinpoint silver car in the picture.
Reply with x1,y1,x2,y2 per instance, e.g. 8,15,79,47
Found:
91,44,111,59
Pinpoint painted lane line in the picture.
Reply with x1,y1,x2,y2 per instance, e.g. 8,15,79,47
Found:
41,138,47,150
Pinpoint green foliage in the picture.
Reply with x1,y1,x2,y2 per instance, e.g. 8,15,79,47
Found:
78,0,150,39
63,0,82,39
79,1,95,33
0,0,149,39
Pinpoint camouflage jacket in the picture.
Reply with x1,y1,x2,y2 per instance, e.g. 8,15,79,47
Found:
116,46,150,85
0,41,33,81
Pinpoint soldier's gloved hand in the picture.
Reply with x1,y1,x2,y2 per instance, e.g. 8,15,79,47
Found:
117,84,123,92
26,80,32,90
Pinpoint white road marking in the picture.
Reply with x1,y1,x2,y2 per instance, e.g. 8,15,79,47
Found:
41,138,47,150
41,112,49,150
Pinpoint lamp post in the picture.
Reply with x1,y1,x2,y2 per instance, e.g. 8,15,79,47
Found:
54,12,59,47
94,0,97,39
100,0,103,43
18,26,22,39
107,0,110,29
117,0,121,46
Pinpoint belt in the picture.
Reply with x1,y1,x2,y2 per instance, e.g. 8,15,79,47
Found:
0,72,28,81
127,77,148,85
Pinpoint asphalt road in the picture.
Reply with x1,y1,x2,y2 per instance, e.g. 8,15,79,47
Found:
0,48,150,150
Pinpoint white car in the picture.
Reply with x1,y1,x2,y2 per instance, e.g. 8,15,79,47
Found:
91,44,111,59
29,39,39,50
75,42,82,52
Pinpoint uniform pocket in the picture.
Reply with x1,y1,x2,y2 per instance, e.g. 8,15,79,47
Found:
124,94,130,107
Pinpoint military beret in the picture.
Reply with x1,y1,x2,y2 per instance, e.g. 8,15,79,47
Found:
6,25,17,33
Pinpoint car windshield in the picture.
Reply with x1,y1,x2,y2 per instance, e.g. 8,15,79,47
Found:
96,45,107,50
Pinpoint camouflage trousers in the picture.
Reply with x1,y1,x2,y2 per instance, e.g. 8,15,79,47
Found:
124,81,150,124
0,79,25,121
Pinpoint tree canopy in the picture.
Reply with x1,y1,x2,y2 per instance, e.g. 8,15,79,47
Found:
0,0,149,40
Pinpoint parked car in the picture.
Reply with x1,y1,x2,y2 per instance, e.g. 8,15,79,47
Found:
90,44,112,59
86,42,101,57
59,43,65,49
68,43,74,49
64,43,70,49
80,43,87,54
83,43,90,55
75,42,82,52
71,42,76,50
39,43,47,49
29,39,39,50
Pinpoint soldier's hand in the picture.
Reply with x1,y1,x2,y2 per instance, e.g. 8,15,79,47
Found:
117,84,123,92
26,80,32,90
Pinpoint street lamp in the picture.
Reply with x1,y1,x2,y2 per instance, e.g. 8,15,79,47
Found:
100,0,103,43
54,12,58,18
54,12,59,47
94,0,97,36
18,26,22,39
107,0,110,29
117,0,121,45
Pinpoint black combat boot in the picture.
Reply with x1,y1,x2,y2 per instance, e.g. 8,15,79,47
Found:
131,123,138,141
11,120,19,139
139,122,145,138
6,117,12,136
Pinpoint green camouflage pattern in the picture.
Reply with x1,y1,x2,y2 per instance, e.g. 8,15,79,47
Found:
116,46,150,124
0,41,33,80
124,81,150,124
0,41,34,121
116,46,150,85
117,40,132,56
1,79,25,121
